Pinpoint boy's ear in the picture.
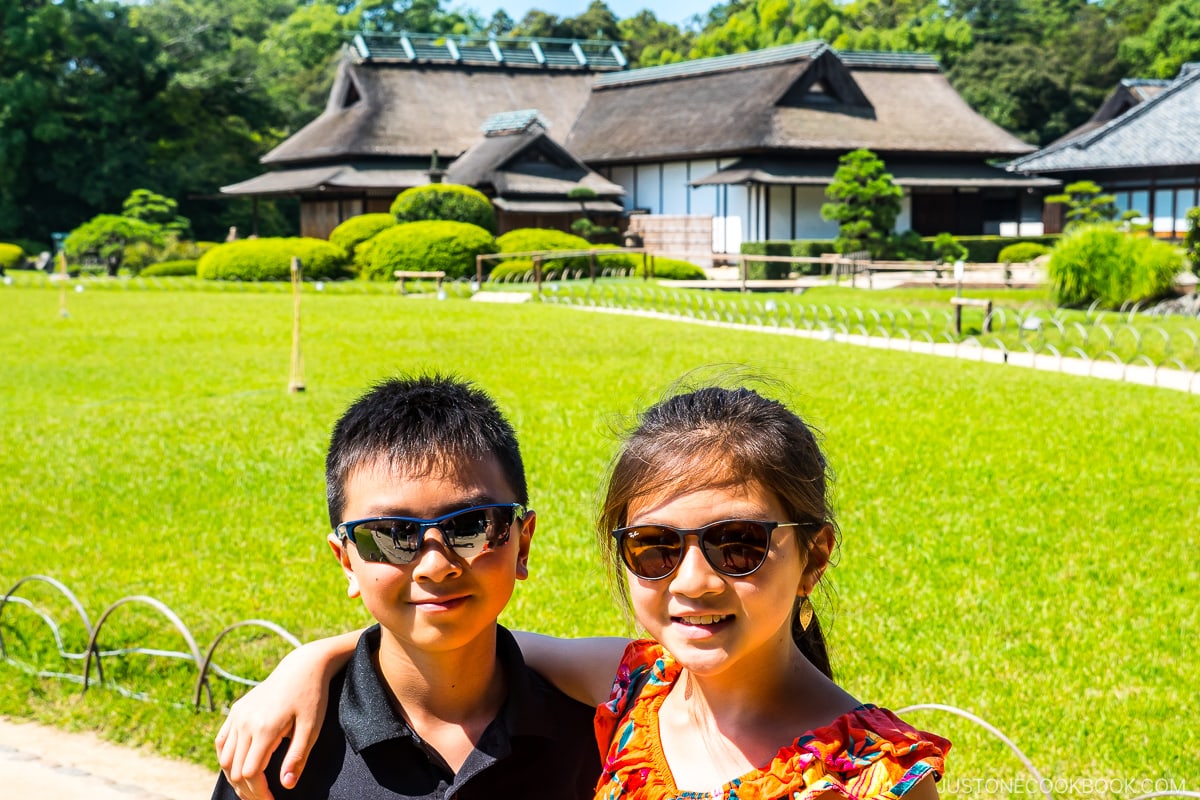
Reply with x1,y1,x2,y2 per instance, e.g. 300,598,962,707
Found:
329,533,361,599
514,511,535,581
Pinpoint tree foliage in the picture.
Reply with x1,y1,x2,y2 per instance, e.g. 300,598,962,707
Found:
1045,180,1118,227
820,149,902,256
1,0,1191,246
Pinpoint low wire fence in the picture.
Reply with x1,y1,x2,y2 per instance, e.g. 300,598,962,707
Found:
3,574,1194,800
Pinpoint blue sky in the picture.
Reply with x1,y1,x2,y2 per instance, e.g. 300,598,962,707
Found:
452,0,718,28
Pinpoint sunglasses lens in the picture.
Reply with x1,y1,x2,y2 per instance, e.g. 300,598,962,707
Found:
620,526,683,580
701,521,771,576
355,519,422,564
443,506,513,555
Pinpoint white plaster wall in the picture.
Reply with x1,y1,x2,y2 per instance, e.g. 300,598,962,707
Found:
635,164,660,212
793,186,838,239
610,166,635,210
661,162,689,214
689,159,718,216
768,185,792,240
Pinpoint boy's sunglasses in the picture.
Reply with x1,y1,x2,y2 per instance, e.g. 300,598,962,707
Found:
612,519,806,581
336,503,527,565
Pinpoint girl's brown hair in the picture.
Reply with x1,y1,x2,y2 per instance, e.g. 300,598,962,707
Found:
599,384,837,677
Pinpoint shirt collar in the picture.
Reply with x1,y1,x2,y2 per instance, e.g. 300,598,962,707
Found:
339,624,563,754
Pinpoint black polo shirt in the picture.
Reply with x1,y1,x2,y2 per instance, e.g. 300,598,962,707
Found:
212,624,599,800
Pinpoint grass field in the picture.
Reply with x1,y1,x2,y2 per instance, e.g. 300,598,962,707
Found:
1,280,1196,795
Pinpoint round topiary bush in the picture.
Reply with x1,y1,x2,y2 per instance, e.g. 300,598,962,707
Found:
1048,225,1182,308
0,243,24,271
497,228,595,272
141,259,198,277
390,185,496,233
998,242,1052,264
648,256,706,280
197,238,350,281
329,213,397,263
362,221,496,281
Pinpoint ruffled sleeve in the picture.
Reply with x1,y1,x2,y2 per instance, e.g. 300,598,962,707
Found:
592,639,673,758
761,705,950,800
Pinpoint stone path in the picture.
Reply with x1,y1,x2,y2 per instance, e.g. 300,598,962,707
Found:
0,716,215,800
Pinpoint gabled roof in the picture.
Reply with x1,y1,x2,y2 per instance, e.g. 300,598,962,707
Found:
261,57,599,165
446,115,624,198
1052,78,1174,144
1009,66,1200,174
567,42,1033,162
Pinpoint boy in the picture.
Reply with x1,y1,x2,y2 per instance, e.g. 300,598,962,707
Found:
212,375,598,800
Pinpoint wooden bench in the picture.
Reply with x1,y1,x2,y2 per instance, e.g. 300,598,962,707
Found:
950,296,993,335
394,270,446,295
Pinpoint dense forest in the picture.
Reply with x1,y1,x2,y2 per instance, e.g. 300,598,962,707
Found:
2,0,1198,244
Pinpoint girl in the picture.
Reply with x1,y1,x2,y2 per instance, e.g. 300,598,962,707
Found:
218,384,949,800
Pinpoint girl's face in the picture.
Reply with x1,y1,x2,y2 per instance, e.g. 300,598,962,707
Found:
623,479,829,680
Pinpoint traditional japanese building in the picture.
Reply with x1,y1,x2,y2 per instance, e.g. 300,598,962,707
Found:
1007,64,1200,238
224,32,1051,248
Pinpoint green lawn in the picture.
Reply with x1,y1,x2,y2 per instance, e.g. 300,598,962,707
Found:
1,281,1195,794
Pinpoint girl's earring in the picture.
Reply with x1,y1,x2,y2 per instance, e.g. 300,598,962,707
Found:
797,595,814,631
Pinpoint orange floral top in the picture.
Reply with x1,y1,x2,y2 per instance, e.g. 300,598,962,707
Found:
594,640,950,800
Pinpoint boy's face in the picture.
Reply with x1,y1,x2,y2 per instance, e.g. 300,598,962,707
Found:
330,454,533,656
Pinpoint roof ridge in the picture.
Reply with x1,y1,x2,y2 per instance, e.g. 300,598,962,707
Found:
1010,67,1200,170
594,40,828,88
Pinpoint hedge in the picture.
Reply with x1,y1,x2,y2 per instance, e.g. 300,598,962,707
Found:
997,242,1052,263
197,238,350,281
8,239,49,258
743,235,1063,270
933,235,1061,262
391,184,496,233
329,213,397,262
140,259,198,277
1048,226,1182,308
0,243,24,271
361,221,496,281
489,252,705,281
741,240,839,278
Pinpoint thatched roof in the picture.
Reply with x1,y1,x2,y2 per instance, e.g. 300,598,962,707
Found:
566,43,1034,163
262,58,600,166
221,164,429,196
1009,65,1200,174
446,112,623,200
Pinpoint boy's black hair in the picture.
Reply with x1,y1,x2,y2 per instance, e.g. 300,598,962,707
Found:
325,375,527,527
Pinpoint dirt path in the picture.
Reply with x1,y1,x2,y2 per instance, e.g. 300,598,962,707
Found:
0,716,216,800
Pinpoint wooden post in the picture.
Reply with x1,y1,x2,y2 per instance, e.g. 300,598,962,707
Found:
534,255,543,295
288,257,305,393
476,254,484,287
57,252,69,318
641,251,648,281
589,251,597,283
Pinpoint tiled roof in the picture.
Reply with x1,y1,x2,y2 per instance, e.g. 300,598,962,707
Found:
1008,67,1200,173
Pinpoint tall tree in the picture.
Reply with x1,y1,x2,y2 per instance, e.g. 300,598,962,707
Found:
0,0,168,242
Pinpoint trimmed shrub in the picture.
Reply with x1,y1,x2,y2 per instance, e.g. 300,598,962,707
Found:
64,214,163,276
0,243,24,271
391,184,496,233
742,240,839,278
497,228,593,272
998,242,1052,263
927,235,1060,262
361,221,496,281
1185,206,1199,274
883,230,930,260
141,259,198,277
329,213,397,261
197,238,349,281
646,256,705,280
930,232,968,263
1048,225,1182,308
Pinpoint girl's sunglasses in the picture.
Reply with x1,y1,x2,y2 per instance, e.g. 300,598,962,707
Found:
611,519,806,581
336,503,527,565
